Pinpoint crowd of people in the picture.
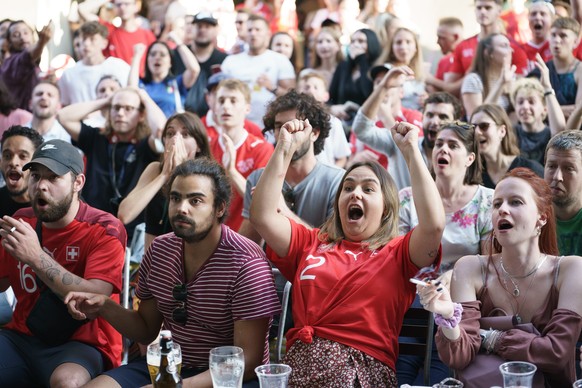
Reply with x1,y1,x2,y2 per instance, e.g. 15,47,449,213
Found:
1,0,582,387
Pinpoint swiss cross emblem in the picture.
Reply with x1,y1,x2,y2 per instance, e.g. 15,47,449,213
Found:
66,246,80,261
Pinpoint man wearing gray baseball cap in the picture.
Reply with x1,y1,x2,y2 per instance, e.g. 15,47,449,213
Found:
0,139,127,386
23,139,84,176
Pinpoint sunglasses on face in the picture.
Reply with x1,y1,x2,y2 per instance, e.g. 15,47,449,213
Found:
172,283,188,325
472,122,493,131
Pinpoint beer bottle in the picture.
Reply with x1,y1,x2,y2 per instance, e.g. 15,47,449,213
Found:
154,330,183,388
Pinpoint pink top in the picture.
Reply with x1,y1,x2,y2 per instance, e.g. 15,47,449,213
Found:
0,109,33,135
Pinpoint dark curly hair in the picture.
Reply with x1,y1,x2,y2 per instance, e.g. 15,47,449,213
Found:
262,90,331,155
1,125,44,149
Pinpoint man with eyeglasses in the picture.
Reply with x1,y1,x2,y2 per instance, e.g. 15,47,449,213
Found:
353,65,464,190
58,21,130,108
79,0,155,74
65,158,280,388
57,88,166,240
0,139,126,387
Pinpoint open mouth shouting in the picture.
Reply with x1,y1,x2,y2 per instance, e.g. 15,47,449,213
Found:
348,204,364,222
497,219,514,232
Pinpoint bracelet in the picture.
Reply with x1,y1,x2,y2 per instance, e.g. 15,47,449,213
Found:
480,329,503,354
434,303,463,329
544,89,555,97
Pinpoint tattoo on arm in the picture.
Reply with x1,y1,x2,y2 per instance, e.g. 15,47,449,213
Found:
45,267,61,282
62,272,75,285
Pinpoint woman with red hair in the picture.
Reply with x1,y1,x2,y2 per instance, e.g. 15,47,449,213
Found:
418,167,582,387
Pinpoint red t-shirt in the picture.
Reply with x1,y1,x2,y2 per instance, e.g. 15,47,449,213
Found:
201,115,265,145
436,53,454,80
450,34,529,76
267,220,442,370
349,108,423,169
211,131,274,231
101,20,156,76
521,40,552,73
0,203,126,369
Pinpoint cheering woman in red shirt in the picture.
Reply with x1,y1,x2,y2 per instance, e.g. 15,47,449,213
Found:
250,70,445,387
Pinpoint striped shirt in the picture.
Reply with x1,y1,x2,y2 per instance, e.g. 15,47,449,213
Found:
136,224,281,368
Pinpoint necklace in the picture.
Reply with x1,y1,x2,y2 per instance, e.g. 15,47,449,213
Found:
500,254,548,296
500,255,546,296
498,255,549,323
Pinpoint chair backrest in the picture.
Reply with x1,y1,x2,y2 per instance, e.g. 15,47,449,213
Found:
398,306,435,385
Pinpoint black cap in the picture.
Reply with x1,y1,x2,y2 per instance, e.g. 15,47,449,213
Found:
370,63,393,81
206,72,232,92
193,12,218,26
23,140,84,176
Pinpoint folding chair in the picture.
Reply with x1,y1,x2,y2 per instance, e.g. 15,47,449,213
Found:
275,280,291,362
398,307,435,386
121,247,131,365
270,268,292,363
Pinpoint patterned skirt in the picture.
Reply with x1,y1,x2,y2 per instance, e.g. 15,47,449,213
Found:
283,335,398,388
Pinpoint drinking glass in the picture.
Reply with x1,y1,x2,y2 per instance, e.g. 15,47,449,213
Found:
254,364,292,388
146,341,182,384
499,361,537,388
432,377,463,388
209,346,245,388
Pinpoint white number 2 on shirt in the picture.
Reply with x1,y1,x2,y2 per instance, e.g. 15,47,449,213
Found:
299,255,326,280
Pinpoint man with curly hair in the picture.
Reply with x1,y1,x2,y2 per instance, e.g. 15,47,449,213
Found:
239,89,345,244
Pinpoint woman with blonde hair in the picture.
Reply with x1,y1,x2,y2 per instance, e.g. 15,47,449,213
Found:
306,27,344,86
250,109,445,386
380,26,427,110
462,33,515,118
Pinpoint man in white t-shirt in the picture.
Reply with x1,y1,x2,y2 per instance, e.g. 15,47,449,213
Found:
25,81,71,143
58,21,130,106
220,14,295,127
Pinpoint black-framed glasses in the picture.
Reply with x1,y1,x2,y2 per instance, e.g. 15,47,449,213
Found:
283,188,296,212
472,122,492,131
172,283,188,325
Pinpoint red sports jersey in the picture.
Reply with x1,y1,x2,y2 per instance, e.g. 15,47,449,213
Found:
201,115,265,145
435,53,454,80
0,202,126,369
521,40,552,72
450,34,529,76
267,220,442,371
211,131,274,230
101,19,156,76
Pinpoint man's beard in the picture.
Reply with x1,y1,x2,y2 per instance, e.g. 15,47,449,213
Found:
291,139,311,162
195,40,212,49
170,214,214,243
553,195,576,209
32,189,74,223
8,186,28,198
